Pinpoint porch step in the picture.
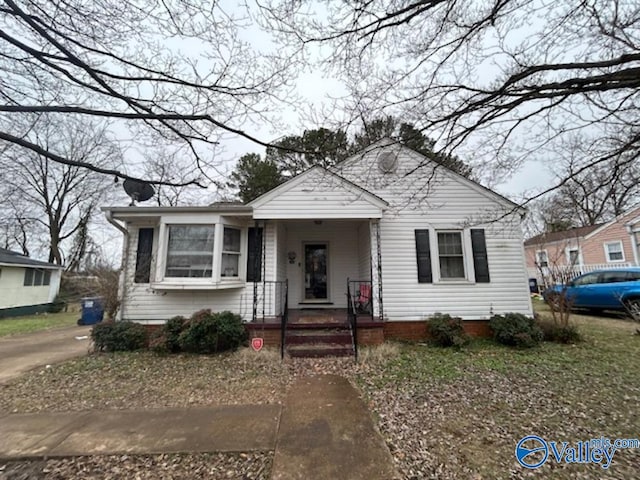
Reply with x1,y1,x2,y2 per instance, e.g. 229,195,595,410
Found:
286,321,349,329
285,329,352,345
287,343,355,358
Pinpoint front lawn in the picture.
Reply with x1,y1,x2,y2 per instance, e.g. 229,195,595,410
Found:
0,311,79,337
1,312,638,479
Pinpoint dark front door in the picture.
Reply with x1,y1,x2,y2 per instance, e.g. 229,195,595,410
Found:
304,243,328,300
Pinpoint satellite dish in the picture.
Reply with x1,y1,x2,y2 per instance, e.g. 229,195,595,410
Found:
377,151,398,174
123,179,155,205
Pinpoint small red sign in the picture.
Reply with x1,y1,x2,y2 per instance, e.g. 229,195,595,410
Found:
251,338,264,352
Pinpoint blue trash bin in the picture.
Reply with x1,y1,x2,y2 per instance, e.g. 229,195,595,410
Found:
80,297,104,325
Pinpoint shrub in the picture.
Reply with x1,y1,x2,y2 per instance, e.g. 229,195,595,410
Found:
536,315,582,344
490,313,543,348
165,316,187,353
427,313,469,348
48,294,67,313
91,321,147,352
178,310,247,354
148,329,169,354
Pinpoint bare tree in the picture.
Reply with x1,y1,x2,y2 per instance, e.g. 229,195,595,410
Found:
259,1,640,202
0,114,120,267
0,0,298,186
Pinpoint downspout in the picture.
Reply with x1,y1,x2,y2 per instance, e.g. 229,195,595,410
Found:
105,210,128,321
626,223,640,266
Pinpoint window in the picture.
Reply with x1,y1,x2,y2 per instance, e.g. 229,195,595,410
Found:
221,227,241,277
573,272,599,286
23,268,49,286
604,241,624,262
567,248,580,265
437,232,465,279
23,268,33,286
536,250,549,268
415,228,489,283
599,271,629,284
165,225,215,278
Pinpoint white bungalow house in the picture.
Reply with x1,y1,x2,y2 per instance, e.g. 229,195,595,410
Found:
103,140,533,352
0,248,63,318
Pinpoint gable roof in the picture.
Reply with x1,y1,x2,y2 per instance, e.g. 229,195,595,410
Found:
584,204,640,240
248,166,389,209
0,248,62,269
524,224,603,246
334,137,523,213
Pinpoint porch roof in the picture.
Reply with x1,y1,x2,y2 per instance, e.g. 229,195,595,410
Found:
249,166,388,220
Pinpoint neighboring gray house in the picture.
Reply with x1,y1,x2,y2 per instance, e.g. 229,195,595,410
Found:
0,248,63,318
104,140,533,345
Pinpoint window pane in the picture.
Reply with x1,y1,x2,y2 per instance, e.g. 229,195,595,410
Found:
24,268,33,286
223,227,241,252
606,243,623,260
440,256,465,278
33,269,43,286
43,270,51,286
221,253,239,277
568,250,579,264
437,232,462,255
437,232,465,279
166,225,214,278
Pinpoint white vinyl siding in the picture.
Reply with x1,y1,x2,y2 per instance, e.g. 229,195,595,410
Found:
252,168,383,219
336,144,533,320
0,266,61,309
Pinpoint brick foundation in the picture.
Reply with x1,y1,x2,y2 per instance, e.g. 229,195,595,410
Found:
384,320,492,342
146,319,491,349
246,324,282,347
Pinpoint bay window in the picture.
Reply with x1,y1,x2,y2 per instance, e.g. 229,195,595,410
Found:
165,225,215,278
221,227,241,277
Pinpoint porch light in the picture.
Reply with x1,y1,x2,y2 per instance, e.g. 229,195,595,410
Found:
288,251,297,264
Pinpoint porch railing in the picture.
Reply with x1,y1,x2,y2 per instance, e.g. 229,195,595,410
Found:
347,279,372,362
280,279,288,360
252,280,288,323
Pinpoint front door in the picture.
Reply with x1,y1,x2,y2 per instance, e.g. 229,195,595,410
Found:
304,243,328,300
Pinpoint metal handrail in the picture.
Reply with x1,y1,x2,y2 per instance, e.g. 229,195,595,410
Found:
281,279,288,359
346,278,358,362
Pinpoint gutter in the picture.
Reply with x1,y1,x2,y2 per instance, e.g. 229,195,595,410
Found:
105,210,128,321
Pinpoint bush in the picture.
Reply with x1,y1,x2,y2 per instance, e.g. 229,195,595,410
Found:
48,294,67,313
427,313,469,348
165,316,187,353
537,316,582,344
178,309,247,354
91,321,147,352
490,313,543,348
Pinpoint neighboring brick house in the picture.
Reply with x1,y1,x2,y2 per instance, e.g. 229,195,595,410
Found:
524,205,640,285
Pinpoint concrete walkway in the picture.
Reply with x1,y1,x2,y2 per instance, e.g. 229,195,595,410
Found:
271,375,400,480
0,405,281,457
0,325,92,384
0,375,399,479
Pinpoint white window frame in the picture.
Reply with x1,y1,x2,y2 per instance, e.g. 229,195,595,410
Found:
430,229,474,283
565,247,581,266
604,241,625,263
535,249,549,268
153,214,248,288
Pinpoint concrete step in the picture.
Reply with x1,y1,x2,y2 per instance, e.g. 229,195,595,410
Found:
285,329,352,345
286,321,349,329
286,343,355,358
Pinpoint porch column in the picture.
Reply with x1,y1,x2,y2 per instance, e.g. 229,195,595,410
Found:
370,219,384,320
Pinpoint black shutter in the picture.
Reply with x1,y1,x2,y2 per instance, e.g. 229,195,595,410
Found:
134,228,154,283
415,229,432,283
471,229,490,283
247,227,263,282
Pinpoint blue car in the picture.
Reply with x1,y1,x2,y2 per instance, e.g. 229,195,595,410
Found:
543,268,640,319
